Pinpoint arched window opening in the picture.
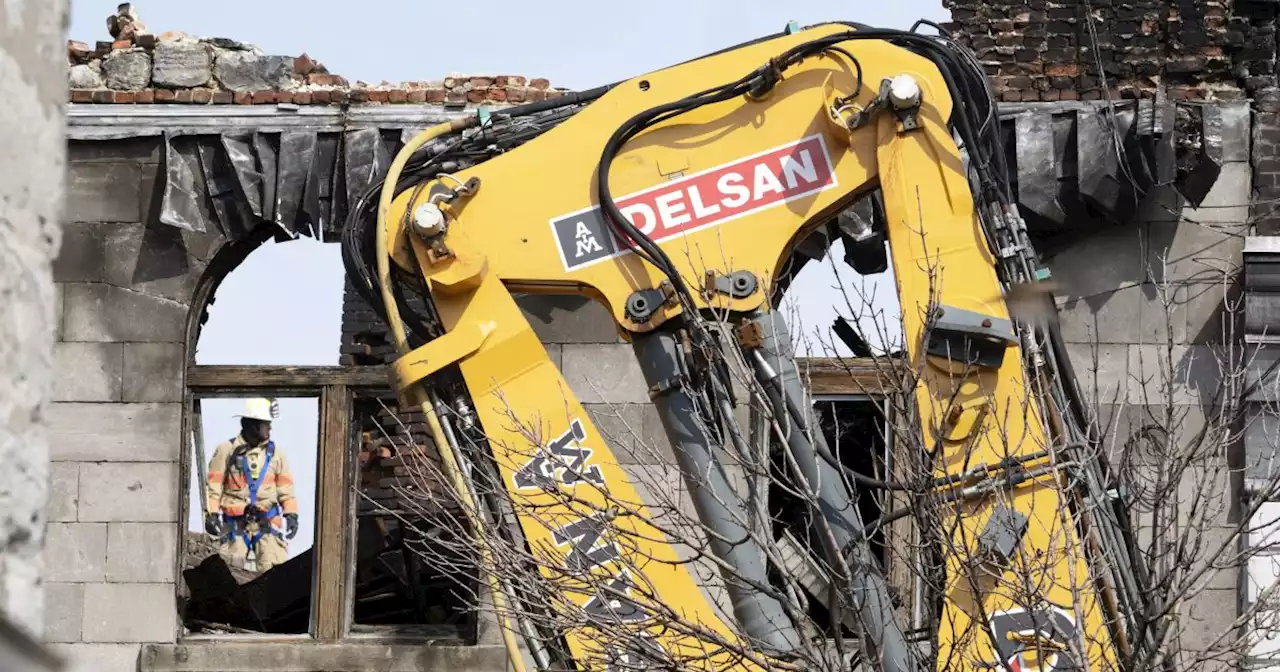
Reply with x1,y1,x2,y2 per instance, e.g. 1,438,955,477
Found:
182,236,341,636
194,237,345,366
182,234,480,643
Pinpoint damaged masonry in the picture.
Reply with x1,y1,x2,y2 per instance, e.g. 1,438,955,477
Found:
34,3,1280,672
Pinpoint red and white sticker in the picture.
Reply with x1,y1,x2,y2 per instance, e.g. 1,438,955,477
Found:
551,135,838,271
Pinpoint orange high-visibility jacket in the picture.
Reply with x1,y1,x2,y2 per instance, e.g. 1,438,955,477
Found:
206,436,298,525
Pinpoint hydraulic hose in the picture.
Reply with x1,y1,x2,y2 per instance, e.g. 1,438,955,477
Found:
376,119,530,672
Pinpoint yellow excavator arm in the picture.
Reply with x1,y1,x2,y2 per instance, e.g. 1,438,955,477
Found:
345,20,1140,672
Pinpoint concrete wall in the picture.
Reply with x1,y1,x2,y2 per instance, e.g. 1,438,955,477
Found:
0,0,70,658
51,129,524,671
47,137,210,671
1047,104,1250,660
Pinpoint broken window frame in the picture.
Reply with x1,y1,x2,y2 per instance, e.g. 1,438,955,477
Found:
809,391,915,619
803,356,922,630
181,365,384,641
179,357,903,641
343,389,485,642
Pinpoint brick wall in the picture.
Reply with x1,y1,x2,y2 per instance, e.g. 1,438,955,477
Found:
68,34,562,107
942,0,1270,102
943,0,1280,237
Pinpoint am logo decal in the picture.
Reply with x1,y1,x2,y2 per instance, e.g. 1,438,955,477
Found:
550,135,838,271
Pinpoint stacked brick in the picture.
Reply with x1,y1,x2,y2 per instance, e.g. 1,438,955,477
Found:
1257,88,1280,235
942,0,1264,102
945,0,1280,233
67,35,560,107
354,397,452,517
340,280,454,517
339,280,431,367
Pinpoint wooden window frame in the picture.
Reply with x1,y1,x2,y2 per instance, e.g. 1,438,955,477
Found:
180,358,898,641
806,356,918,629
182,365,387,642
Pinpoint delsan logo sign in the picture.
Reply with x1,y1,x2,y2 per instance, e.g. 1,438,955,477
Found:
551,135,838,271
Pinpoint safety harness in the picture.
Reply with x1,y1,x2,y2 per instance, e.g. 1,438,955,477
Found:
221,439,282,563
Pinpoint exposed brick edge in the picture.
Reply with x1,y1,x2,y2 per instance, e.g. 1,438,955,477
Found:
69,84,565,106
941,0,1258,103
69,37,563,105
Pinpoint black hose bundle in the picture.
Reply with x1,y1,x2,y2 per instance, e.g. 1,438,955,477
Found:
340,88,614,343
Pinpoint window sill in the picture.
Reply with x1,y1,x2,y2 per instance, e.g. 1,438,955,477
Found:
141,641,506,672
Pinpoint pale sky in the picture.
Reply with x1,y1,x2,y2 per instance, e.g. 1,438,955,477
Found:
67,1,942,558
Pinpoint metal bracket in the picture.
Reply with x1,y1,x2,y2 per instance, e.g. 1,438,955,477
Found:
705,270,758,299
894,106,920,132
926,305,1018,369
977,505,1029,566
844,79,892,131
625,288,668,324
647,374,687,400
624,281,677,324
392,321,496,395
940,397,990,443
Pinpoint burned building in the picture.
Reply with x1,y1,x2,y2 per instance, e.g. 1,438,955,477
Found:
40,4,1273,672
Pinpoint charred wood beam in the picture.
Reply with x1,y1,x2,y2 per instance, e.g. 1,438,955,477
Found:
67,104,471,140
797,357,904,397
141,99,1228,275
187,360,895,394
186,365,391,390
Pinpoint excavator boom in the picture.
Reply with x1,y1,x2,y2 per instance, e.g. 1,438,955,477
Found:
344,20,1138,672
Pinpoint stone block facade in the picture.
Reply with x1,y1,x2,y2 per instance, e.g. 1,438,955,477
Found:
46,137,203,671
51,80,553,667
46,7,1258,669
942,0,1260,661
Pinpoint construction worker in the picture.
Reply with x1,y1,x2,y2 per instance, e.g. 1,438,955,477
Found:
204,398,299,572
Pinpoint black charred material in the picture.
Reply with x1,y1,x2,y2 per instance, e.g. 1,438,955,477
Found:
221,133,264,220
1001,101,1220,250
275,131,316,236
160,133,216,233
252,133,279,227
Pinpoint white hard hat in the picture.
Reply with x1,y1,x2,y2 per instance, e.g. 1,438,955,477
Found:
236,397,279,422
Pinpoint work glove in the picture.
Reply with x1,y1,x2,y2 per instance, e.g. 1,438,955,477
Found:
204,513,226,538
285,513,299,540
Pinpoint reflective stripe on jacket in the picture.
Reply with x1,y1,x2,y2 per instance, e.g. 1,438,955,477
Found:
206,436,298,523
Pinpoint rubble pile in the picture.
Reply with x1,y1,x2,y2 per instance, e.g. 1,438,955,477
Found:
68,5,560,105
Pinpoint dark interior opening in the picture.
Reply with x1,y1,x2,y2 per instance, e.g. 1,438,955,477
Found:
349,394,479,641
767,395,893,638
